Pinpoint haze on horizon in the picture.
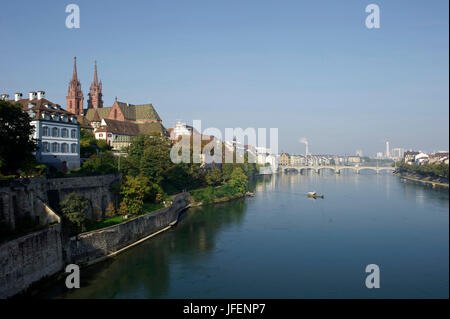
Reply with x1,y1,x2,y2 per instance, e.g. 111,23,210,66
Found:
0,0,448,156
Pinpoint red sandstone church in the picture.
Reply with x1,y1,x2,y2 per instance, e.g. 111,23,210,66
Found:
66,57,167,150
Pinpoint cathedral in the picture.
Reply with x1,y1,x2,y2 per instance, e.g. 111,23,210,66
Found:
66,57,167,150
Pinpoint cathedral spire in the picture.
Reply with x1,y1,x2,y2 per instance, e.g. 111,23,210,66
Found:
72,56,78,82
93,60,98,85
88,60,103,109
67,56,84,115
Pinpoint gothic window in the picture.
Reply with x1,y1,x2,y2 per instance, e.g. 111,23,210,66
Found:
71,129,77,138
69,101,72,108
61,128,68,138
43,126,49,136
52,127,59,137
71,143,77,153
52,142,59,153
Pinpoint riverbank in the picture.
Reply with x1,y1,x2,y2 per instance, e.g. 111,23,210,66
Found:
188,190,254,207
394,171,449,188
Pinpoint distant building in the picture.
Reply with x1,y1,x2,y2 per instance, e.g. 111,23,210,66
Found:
356,150,363,157
391,148,405,161
386,141,390,158
5,91,80,171
290,155,303,166
403,151,420,164
279,153,290,166
414,152,429,165
347,156,361,164
94,118,166,150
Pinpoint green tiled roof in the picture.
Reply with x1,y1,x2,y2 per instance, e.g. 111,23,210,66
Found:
116,102,162,122
85,107,112,121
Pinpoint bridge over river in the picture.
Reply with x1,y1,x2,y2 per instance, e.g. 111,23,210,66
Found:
280,165,395,174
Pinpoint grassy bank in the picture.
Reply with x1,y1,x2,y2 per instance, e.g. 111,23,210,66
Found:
394,171,449,188
189,184,249,206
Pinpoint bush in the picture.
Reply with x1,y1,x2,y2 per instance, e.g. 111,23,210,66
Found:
60,193,89,233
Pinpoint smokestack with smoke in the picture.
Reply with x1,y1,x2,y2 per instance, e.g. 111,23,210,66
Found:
299,137,309,156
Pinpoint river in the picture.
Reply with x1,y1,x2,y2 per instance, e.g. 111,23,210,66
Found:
40,172,449,298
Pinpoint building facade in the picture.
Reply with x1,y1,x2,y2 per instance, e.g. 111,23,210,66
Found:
7,91,80,171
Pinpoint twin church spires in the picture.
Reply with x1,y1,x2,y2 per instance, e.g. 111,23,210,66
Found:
66,57,103,116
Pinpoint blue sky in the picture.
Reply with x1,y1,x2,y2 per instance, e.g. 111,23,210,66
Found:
0,0,448,155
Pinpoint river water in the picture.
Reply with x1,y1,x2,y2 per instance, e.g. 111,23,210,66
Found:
41,172,449,298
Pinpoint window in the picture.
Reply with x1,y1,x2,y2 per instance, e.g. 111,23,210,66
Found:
61,143,68,153
114,109,117,119
71,129,77,138
71,143,77,153
52,143,59,153
61,128,68,138
42,142,49,152
52,127,59,137
99,134,103,137
43,126,49,136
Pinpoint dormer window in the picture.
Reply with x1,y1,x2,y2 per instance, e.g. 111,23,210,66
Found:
52,114,60,121
71,117,78,123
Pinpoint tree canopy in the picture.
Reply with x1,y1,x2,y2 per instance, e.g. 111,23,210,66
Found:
0,101,37,175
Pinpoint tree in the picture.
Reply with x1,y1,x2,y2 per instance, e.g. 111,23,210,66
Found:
80,128,112,158
206,166,222,186
118,201,129,216
120,175,151,215
0,101,37,175
229,167,248,194
105,203,116,218
60,193,89,233
77,151,118,175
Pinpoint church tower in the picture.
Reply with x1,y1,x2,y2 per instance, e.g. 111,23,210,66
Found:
87,61,103,109
66,56,84,115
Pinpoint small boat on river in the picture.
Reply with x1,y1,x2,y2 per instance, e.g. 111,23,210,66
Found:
307,192,324,198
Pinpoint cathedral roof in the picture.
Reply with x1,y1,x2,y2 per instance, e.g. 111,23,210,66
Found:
96,118,167,136
84,107,112,121
115,101,162,122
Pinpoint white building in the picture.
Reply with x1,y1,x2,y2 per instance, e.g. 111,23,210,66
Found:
4,91,81,171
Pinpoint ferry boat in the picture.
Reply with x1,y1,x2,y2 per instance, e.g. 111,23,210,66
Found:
307,192,324,198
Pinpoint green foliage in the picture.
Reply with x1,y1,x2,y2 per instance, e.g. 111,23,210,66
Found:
80,128,112,158
60,193,89,233
0,101,38,175
120,175,165,215
229,167,248,194
397,161,449,179
70,151,118,176
205,166,222,186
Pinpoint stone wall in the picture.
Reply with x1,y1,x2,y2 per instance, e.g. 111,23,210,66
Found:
67,193,189,265
0,223,63,298
0,174,120,230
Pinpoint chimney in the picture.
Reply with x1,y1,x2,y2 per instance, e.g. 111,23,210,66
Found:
29,91,37,100
37,91,45,100
14,92,23,102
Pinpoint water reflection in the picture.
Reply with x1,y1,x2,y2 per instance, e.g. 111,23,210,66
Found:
40,173,448,299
